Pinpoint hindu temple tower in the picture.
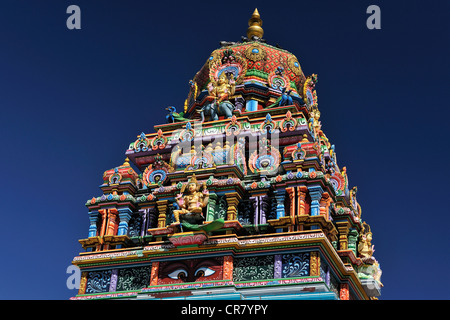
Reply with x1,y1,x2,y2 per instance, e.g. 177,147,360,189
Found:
71,9,382,300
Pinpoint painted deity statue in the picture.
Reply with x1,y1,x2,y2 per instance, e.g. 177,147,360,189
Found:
309,108,322,138
208,72,236,103
200,73,236,121
173,174,209,224
358,224,374,259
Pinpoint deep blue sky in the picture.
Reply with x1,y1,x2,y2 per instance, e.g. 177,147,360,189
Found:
0,0,448,300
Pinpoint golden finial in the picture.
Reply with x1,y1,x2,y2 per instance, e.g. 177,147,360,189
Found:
122,157,130,167
247,8,264,39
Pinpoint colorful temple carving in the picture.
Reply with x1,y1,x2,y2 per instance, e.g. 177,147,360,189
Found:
71,9,382,300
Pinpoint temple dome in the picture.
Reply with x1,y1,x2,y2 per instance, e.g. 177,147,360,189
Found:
183,9,309,116
194,41,306,93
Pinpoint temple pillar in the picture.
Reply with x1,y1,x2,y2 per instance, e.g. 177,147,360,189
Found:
286,187,295,231
102,209,119,250
250,196,259,225
307,185,323,216
297,186,308,216
319,192,332,220
96,209,107,251
139,208,148,237
336,221,350,250
117,208,132,236
348,229,359,256
156,200,169,228
146,206,158,230
250,194,269,225
206,193,218,222
105,209,119,236
259,194,270,224
286,187,295,217
139,206,157,235
88,211,99,237
98,209,108,237
274,189,286,219
225,192,240,221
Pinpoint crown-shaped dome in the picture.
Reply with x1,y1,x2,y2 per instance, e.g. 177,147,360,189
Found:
194,41,306,94
180,9,311,121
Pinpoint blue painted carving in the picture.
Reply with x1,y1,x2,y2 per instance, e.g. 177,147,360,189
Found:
281,253,310,278
116,266,151,291
85,270,111,294
233,255,274,281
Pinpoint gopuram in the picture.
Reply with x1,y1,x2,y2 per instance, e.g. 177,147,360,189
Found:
71,9,382,300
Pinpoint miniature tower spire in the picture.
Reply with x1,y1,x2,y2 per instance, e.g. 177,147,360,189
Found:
247,8,264,39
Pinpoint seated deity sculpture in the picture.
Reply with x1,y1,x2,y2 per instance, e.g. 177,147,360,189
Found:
173,174,209,225
199,73,236,121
